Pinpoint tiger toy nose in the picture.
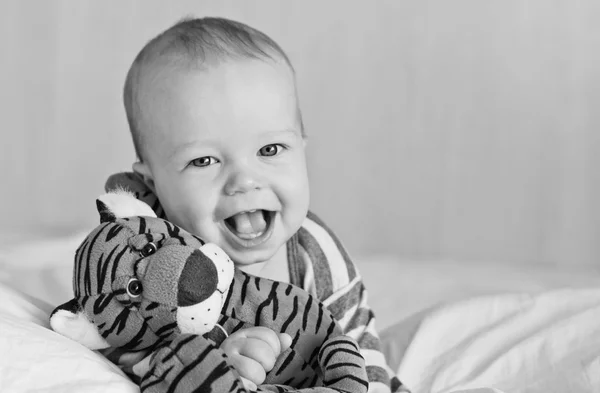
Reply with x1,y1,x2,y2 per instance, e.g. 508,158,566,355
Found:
178,249,219,307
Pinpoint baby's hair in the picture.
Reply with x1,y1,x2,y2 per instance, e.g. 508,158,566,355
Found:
124,16,302,162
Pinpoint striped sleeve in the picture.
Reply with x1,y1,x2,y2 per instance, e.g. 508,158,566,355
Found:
295,212,410,393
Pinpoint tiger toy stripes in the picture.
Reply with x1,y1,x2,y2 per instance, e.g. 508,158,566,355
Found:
50,190,368,393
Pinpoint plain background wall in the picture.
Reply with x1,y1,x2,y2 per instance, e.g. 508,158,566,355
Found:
1,0,599,266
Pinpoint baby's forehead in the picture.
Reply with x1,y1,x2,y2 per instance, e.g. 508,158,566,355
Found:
136,57,303,158
136,56,296,117
140,55,298,112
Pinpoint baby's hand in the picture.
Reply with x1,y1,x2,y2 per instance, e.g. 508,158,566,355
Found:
221,326,292,387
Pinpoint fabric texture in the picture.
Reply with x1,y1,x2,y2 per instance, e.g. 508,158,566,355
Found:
395,289,600,393
106,172,408,393
0,283,139,393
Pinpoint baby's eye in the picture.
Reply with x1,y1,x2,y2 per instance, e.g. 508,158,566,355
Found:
258,144,283,157
190,156,218,167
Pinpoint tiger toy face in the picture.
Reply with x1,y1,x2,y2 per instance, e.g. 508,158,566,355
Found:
50,191,235,352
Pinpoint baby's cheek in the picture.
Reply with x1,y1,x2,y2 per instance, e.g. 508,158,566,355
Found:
167,192,215,231
160,203,202,237
287,175,310,209
278,161,309,193
182,216,228,248
280,184,310,230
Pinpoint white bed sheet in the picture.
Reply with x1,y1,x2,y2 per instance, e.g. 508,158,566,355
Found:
357,255,600,332
394,288,600,392
1,232,600,393
358,255,600,393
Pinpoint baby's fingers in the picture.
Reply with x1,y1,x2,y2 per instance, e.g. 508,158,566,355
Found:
228,354,266,386
238,337,280,371
239,326,286,355
278,332,292,352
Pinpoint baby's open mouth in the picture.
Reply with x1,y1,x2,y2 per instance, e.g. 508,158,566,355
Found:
224,210,274,242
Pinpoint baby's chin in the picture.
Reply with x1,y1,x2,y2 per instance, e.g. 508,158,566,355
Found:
225,245,282,268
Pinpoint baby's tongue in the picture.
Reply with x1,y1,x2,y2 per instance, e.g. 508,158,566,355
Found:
230,210,266,234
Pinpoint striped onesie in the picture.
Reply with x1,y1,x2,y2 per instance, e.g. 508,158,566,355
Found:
287,212,408,393
105,173,409,393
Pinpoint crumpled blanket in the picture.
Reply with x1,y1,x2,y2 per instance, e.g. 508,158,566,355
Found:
395,288,600,393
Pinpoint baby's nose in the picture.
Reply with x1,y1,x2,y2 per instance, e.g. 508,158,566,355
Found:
224,170,262,195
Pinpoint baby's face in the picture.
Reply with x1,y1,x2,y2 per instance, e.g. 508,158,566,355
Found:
137,59,309,266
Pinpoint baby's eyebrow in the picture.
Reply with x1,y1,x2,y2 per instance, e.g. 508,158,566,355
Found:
263,129,301,138
168,140,205,160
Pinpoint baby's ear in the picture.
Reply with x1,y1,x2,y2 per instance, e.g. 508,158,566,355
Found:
49,299,110,350
132,161,157,193
96,190,157,222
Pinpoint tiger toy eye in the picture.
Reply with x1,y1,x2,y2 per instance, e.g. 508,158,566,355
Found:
140,242,157,257
127,279,143,297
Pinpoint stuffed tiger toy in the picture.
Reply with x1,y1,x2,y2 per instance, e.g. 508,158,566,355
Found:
50,191,368,393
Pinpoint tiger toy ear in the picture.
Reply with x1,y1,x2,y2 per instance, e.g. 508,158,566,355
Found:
49,299,111,350
96,189,157,223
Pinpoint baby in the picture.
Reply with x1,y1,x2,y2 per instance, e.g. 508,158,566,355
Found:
107,16,408,393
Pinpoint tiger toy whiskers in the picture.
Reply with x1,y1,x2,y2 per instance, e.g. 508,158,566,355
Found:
50,191,368,393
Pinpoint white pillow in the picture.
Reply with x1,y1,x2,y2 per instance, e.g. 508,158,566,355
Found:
0,283,138,393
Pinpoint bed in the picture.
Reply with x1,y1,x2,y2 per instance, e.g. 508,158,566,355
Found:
1,231,599,393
